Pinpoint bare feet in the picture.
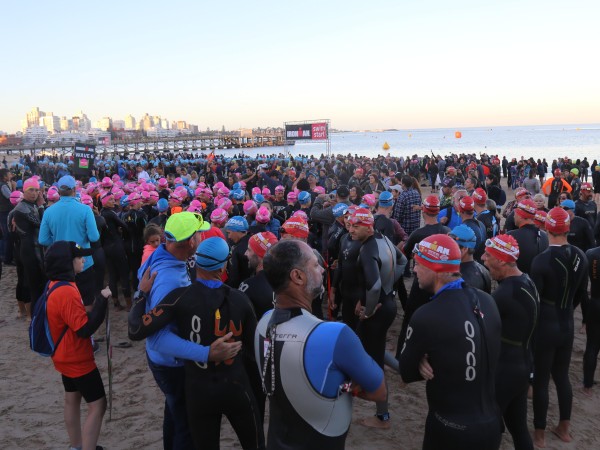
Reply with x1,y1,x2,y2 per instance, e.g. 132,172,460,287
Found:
551,421,572,443
533,429,546,448
357,415,391,430
582,386,593,398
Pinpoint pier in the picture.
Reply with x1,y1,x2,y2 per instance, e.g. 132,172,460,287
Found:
0,133,290,156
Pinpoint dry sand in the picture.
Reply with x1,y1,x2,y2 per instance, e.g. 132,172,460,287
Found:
1,178,599,449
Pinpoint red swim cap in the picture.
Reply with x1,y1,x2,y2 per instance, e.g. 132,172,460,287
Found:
484,235,520,263
545,207,570,234
413,234,461,273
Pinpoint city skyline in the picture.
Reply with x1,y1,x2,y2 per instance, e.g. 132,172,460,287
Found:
1,1,598,134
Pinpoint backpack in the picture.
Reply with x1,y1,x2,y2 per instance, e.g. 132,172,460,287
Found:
29,281,71,357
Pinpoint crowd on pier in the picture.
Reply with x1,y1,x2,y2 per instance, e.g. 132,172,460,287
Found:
1,149,600,449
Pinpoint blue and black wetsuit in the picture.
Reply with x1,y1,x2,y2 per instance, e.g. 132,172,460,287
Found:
400,280,502,450
530,244,588,431
493,274,539,450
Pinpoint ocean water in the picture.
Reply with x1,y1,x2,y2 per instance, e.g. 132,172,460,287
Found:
279,124,600,163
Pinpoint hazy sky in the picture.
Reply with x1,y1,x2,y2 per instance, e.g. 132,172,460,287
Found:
2,0,598,133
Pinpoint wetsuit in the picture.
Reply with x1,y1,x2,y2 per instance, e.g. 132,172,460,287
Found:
583,247,600,388
399,280,502,450
567,216,594,252
227,234,252,289
462,217,487,262
396,223,451,357
255,308,383,450
333,234,363,330
507,224,549,275
493,274,539,450
476,209,499,239
356,232,405,368
122,208,147,291
238,271,274,323
129,281,265,450
530,245,588,431
101,207,131,300
460,260,492,294
574,199,597,229
92,212,107,292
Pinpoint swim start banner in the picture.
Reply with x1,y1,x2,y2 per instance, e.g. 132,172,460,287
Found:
285,123,328,140
73,143,96,176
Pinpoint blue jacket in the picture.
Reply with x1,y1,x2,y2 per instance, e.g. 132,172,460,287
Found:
138,244,210,367
39,196,100,271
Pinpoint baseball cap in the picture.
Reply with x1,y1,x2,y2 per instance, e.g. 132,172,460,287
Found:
157,198,169,213
348,208,374,227
281,217,309,238
58,175,76,189
458,196,474,213
515,198,537,219
545,207,570,233
472,188,487,205
484,235,520,262
336,185,350,198
389,184,402,192
165,211,210,242
248,232,278,259
224,216,249,232
298,191,311,205
378,191,394,207
514,188,530,200
449,224,477,249
413,234,461,273
561,199,575,210
195,237,230,271
46,241,94,266
422,195,440,214
332,203,349,218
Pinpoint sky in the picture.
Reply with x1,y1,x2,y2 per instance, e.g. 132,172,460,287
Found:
1,0,599,133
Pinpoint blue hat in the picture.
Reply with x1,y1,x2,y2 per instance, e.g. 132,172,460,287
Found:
232,182,241,190
449,224,477,249
333,203,349,218
298,191,311,205
89,177,97,183
16,180,23,189
561,199,575,210
195,237,230,271
157,198,169,213
232,189,245,201
253,193,265,203
120,195,130,207
58,175,76,189
379,191,394,207
224,216,249,232
307,171,318,179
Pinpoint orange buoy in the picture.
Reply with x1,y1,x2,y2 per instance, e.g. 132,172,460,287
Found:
382,142,390,150
455,131,462,139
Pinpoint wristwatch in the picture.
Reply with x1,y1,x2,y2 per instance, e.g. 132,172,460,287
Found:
133,290,148,302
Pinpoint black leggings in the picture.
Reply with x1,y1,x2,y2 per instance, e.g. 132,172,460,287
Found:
423,412,501,450
340,295,359,331
584,317,600,388
185,376,265,450
104,243,131,299
356,296,397,368
533,329,574,429
20,243,46,306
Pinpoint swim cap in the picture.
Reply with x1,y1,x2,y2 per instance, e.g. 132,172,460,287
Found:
554,169,562,177
47,186,60,202
332,203,349,218
422,195,440,214
560,199,575,210
281,217,309,239
224,216,249,232
243,200,258,215
195,237,230,271
313,186,326,195
287,191,298,202
298,191,311,205
484,235,520,263
472,188,487,205
128,192,142,206
252,187,261,197
275,185,285,192
81,194,94,208
10,190,23,205
292,210,308,221
219,198,233,211
158,178,168,188
449,224,477,249
23,178,40,191
157,198,169,212
187,200,203,213
545,207,570,234
378,191,394,207
101,177,113,188
458,196,474,213
534,210,547,229
262,187,271,197
361,194,376,208
514,188,529,200
100,192,114,207
413,234,461,273
210,208,229,225
256,206,271,224
348,207,374,227
231,189,245,201
248,232,278,259
217,187,230,198
515,198,537,219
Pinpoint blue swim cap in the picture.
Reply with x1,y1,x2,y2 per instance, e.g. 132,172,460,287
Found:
379,191,394,207
298,191,311,205
449,224,477,249
89,177,97,183
195,237,230,271
232,189,245,201
120,195,130,207
253,193,265,204
157,198,169,212
16,180,23,189
224,216,249,232
332,202,349,218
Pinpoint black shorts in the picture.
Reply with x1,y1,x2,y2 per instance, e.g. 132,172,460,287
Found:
61,367,106,403
76,266,96,306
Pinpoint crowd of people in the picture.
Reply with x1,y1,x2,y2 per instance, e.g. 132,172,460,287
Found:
1,148,600,449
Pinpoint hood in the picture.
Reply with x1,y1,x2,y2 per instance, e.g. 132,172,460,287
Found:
45,241,77,281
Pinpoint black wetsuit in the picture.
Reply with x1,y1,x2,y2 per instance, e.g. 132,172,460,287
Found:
462,217,487,262
493,274,539,450
396,223,451,357
399,281,502,450
460,260,491,294
227,234,252,289
238,271,274,322
567,216,594,252
530,244,588,430
583,247,600,388
476,209,499,239
122,208,147,291
574,199,597,229
128,281,265,450
355,232,405,368
101,207,131,299
507,224,549,275
333,234,363,330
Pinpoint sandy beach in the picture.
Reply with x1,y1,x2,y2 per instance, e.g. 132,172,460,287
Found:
1,179,598,450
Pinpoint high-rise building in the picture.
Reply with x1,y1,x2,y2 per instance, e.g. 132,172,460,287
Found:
95,117,112,131
125,114,136,130
112,120,125,130
40,113,60,133
60,117,73,131
23,107,46,131
161,118,169,129
176,120,187,130
140,113,153,130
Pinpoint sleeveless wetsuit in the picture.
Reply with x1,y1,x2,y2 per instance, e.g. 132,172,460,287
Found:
493,274,539,450
399,280,502,450
530,244,588,430
129,281,265,450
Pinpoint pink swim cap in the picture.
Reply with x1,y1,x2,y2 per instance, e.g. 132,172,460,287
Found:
292,210,308,221
47,186,60,202
275,185,285,192
252,187,261,197
243,200,258,215
195,187,204,198
23,178,40,191
210,208,229,225
362,194,376,207
287,191,298,202
262,187,271,197
158,178,168,188
10,190,23,205
187,200,202,213
81,194,94,208
256,206,271,224
101,177,113,188
219,198,232,211
111,174,120,182
314,186,326,195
